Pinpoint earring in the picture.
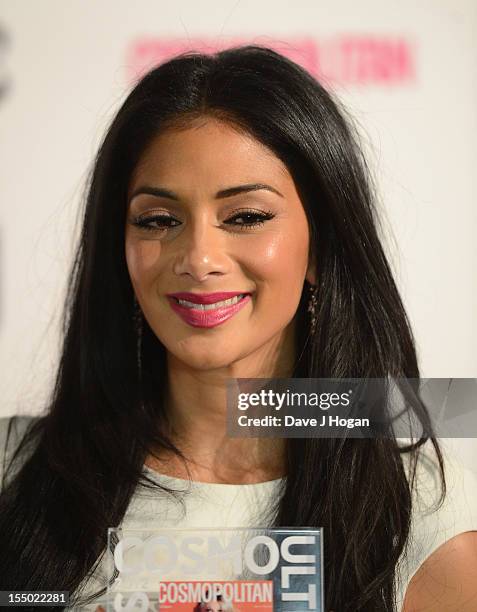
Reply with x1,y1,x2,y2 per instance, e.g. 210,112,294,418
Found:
133,297,143,378
307,283,318,334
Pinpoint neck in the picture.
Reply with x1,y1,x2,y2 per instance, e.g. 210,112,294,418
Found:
146,323,295,484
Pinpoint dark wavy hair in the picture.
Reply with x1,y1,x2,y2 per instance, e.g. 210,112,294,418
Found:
0,45,445,611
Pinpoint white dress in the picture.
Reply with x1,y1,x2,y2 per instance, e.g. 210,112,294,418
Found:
1,416,476,611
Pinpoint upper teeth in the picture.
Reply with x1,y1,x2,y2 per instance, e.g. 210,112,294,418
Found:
176,294,247,310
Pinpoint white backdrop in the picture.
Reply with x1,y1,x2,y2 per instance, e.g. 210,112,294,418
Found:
0,1,475,464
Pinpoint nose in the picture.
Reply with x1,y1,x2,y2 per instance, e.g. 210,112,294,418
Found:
172,213,228,282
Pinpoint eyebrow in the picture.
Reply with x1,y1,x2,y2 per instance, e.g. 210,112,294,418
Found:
129,183,284,202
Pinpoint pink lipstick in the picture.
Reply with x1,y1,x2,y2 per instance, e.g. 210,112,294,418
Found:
166,291,252,328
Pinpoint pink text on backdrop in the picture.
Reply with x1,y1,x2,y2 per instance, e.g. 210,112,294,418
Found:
125,35,416,88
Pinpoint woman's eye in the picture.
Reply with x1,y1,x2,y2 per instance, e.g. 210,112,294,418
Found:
130,210,275,233
131,214,181,231
225,210,275,229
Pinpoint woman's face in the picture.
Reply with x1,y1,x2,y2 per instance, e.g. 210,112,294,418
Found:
125,116,315,372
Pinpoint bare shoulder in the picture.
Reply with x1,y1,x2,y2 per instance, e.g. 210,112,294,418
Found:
403,530,477,611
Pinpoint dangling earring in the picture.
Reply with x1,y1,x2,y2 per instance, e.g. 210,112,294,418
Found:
133,297,143,379
307,283,318,334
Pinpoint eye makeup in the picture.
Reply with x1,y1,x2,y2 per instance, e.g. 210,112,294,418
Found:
129,208,276,233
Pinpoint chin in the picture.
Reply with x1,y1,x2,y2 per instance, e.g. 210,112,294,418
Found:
179,353,237,371
169,338,239,371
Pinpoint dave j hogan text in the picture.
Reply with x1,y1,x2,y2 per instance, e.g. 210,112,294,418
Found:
237,414,370,429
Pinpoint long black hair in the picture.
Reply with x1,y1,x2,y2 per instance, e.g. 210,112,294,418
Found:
0,45,445,611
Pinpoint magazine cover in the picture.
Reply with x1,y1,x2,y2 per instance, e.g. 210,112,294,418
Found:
105,528,324,612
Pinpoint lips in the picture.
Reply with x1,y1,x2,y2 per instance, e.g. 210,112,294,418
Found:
167,292,253,328
166,291,251,305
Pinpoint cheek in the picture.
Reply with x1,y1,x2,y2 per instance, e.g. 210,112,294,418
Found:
248,228,309,294
125,237,163,291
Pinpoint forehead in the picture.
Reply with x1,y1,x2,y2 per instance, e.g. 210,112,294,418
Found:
129,117,291,191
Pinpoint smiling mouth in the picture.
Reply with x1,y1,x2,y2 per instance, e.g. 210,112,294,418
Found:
172,294,250,310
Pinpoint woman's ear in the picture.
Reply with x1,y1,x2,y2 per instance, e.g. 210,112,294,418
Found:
305,251,317,286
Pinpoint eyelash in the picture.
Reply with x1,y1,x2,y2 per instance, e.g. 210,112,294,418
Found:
130,209,275,232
